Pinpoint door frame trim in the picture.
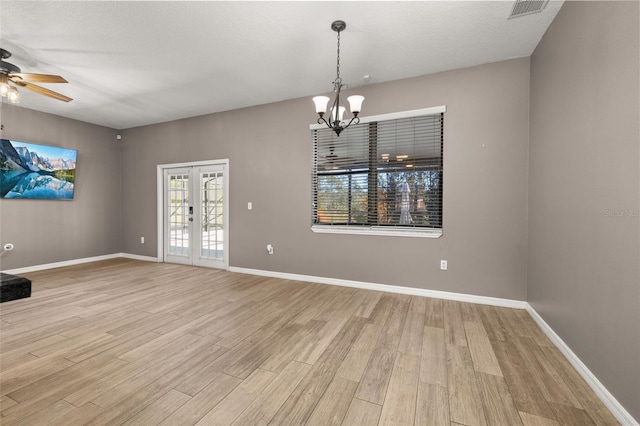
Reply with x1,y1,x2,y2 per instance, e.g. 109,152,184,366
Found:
156,159,230,269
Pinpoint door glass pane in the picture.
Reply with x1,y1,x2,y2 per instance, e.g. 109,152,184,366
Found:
168,174,189,256
200,171,224,260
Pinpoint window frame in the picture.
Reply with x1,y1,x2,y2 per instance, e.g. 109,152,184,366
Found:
310,106,446,238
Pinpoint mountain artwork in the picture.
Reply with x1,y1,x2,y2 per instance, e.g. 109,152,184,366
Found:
0,139,77,199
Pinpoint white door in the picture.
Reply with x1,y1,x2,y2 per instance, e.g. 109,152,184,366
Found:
163,163,228,269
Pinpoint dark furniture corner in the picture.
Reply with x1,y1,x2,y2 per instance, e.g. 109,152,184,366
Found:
0,272,32,303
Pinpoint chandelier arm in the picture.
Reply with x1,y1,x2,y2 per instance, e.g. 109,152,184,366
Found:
343,116,360,130
317,116,331,129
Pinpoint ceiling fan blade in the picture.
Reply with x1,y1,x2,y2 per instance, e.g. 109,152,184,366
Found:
10,73,68,83
14,80,72,102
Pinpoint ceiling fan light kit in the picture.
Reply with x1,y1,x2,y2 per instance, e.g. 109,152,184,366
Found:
0,72,19,103
0,48,72,104
313,20,364,137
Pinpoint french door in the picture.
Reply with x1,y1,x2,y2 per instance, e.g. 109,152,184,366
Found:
161,161,228,269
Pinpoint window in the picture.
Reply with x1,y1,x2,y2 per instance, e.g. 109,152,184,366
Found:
311,106,445,237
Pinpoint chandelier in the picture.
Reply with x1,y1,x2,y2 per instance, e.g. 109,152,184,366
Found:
312,20,364,137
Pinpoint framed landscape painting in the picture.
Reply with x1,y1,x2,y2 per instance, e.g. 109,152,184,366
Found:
0,139,77,200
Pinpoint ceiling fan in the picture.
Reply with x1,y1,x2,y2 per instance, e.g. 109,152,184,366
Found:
0,48,72,103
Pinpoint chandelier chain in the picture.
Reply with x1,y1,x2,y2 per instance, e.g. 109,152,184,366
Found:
335,30,341,85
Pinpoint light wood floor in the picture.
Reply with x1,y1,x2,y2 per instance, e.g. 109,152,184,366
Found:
0,259,618,426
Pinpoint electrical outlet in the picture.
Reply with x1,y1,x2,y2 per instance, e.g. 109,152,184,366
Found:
248,202,252,210
440,260,448,270
267,244,274,255
141,237,145,244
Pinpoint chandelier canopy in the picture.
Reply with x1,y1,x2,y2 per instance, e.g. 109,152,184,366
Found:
312,20,364,137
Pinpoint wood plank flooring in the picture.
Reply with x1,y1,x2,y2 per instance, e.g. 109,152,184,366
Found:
0,259,618,425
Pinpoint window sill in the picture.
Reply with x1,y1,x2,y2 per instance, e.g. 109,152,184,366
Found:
311,225,442,238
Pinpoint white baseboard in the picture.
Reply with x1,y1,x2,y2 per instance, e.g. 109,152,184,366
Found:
2,252,158,275
525,305,639,426
228,266,527,309
3,253,122,275
120,253,159,263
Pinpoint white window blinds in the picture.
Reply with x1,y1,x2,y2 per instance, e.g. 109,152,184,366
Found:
312,108,444,230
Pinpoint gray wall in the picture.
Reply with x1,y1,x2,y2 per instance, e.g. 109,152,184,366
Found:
0,105,122,270
121,58,530,300
528,1,640,421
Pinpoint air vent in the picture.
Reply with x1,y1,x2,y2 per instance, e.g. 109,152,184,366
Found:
509,0,549,18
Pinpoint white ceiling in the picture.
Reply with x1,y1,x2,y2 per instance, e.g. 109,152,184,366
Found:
1,1,563,130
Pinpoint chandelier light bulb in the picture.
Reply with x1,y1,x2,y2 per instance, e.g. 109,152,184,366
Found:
331,105,346,123
347,95,365,114
313,96,330,115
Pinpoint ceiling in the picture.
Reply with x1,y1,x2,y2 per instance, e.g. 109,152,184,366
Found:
0,1,563,130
